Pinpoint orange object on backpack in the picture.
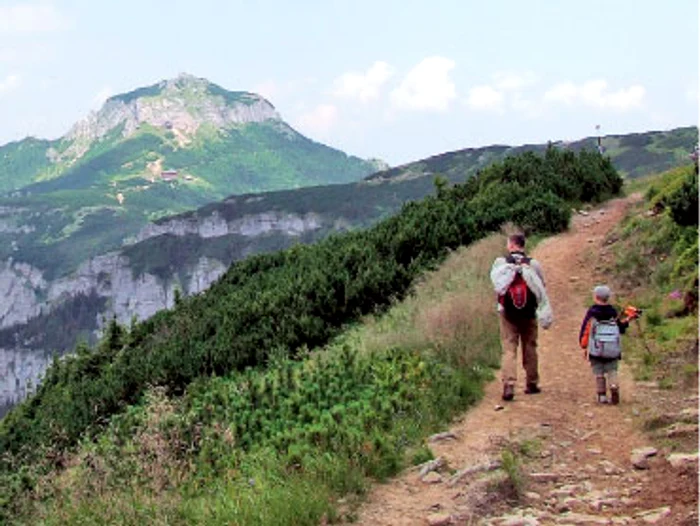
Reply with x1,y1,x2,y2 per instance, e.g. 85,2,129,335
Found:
580,318,593,349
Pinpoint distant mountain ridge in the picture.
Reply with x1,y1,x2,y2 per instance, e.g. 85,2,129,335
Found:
368,125,698,183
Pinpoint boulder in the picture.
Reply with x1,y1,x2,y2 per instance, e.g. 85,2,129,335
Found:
666,452,698,469
635,506,671,524
665,423,698,437
631,447,657,469
426,513,452,526
422,471,444,484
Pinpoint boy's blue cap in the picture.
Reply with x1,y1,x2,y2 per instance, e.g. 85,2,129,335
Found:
593,285,611,301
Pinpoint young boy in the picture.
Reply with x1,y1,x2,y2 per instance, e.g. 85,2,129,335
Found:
579,285,636,404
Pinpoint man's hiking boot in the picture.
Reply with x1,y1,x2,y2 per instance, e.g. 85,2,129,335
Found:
610,386,620,405
524,383,541,394
502,384,515,401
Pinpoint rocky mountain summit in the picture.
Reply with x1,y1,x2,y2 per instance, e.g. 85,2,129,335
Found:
56,74,281,163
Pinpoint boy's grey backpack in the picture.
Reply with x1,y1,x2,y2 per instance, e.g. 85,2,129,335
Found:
588,319,621,359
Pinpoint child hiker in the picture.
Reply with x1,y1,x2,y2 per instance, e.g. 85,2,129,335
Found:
579,285,638,404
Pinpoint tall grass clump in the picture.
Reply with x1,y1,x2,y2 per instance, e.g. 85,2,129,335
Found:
610,165,698,386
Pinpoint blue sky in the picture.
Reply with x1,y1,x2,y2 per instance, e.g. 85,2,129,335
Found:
0,0,697,165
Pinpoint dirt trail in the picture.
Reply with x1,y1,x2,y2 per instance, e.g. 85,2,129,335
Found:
355,196,698,526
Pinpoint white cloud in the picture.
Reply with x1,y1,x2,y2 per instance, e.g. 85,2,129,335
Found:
333,61,394,103
253,77,318,104
462,71,539,114
390,56,456,111
466,85,504,112
0,74,21,95
581,80,645,110
494,71,538,92
92,87,114,108
0,2,72,34
543,82,579,104
544,79,645,111
296,104,339,136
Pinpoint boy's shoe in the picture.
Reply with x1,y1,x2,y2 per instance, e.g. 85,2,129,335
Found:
597,394,609,404
610,387,620,405
524,383,541,394
502,384,515,401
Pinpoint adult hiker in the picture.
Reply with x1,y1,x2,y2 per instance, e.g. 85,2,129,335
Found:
490,233,552,401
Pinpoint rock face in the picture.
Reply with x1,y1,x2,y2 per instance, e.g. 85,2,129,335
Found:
58,73,279,163
0,262,46,327
0,251,224,331
0,207,326,331
0,206,330,410
133,209,322,244
0,348,53,418
0,252,229,413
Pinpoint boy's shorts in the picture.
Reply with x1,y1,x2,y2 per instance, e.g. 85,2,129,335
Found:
590,359,619,375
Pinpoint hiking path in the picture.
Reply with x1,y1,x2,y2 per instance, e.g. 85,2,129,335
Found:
354,195,698,526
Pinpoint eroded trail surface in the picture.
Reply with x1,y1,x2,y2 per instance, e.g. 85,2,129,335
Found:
356,196,698,526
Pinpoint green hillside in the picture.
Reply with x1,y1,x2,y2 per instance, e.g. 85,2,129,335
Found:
367,125,697,184
598,126,698,178
0,75,379,280
0,137,56,193
0,147,623,523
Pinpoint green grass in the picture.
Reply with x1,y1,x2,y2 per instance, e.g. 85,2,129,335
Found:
606,165,698,387
500,448,524,497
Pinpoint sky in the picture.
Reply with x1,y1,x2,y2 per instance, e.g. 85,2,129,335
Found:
0,0,697,166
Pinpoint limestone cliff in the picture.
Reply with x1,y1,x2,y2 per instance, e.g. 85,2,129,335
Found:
0,206,333,410
0,206,328,332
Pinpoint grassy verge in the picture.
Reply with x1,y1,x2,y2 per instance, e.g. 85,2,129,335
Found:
604,166,698,391
12,236,504,525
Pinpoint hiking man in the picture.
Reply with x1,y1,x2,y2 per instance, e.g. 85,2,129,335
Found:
490,233,551,401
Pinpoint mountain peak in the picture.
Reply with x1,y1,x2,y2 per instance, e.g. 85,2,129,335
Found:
62,75,280,163
106,73,272,109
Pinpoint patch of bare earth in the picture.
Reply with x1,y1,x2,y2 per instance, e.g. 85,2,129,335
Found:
353,195,698,526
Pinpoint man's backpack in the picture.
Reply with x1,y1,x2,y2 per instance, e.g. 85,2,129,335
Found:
501,255,537,319
588,319,622,359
